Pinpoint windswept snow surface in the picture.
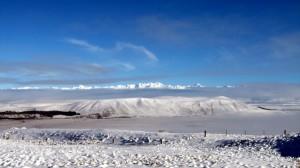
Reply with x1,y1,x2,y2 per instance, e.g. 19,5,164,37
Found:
0,128,298,167
0,96,264,117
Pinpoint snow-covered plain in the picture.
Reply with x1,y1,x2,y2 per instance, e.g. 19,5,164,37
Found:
1,114,299,135
0,83,299,167
0,128,299,167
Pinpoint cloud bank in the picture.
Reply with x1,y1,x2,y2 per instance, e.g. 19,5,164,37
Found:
0,75,167,86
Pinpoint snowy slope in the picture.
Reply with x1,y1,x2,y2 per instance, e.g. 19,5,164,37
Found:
0,96,265,117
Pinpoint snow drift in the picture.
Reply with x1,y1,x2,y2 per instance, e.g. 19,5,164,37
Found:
1,128,299,158
0,128,298,167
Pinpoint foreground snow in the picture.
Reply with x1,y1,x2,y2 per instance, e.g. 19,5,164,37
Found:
0,128,299,167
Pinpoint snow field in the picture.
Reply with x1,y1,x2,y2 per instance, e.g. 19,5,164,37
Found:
0,128,298,167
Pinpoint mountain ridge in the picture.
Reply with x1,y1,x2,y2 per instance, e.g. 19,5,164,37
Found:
10,82,233,90
0,96,266,117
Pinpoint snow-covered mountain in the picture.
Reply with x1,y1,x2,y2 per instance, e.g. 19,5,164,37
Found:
191,83,205,88
98,82,205,89
97,82,175,89
11,82,207,90
0,96,265,117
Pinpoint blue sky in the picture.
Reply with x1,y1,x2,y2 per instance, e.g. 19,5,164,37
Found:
0,0,300,88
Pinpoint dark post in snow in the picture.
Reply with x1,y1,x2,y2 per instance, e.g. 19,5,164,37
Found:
160,138,163,144
284,129,287,135
204,130,207,137
296,158,300,168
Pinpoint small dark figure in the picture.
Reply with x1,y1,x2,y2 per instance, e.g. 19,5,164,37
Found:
204,130,207,137
284,129,287,135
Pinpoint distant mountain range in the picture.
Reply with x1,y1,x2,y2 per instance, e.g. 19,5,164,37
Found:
11,82,235,90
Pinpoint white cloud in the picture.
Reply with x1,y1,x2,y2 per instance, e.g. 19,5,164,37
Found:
79,63,108,74
66,38,158,61
116,42,158,61
105,62,135,71
65,38,103,52
120,63,135,71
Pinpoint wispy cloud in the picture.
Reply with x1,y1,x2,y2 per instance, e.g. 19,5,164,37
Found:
137,16,256,47
116,42,158,61
0,77,18,84
77,63,109,74
0,62,72,78
65,38,104,52
118,63,136,71
0,75,167,86
0,61,110,79
137,16,191,45
270,32,300,58
0,60,142,87
65,38,158,61
217,46,250,62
